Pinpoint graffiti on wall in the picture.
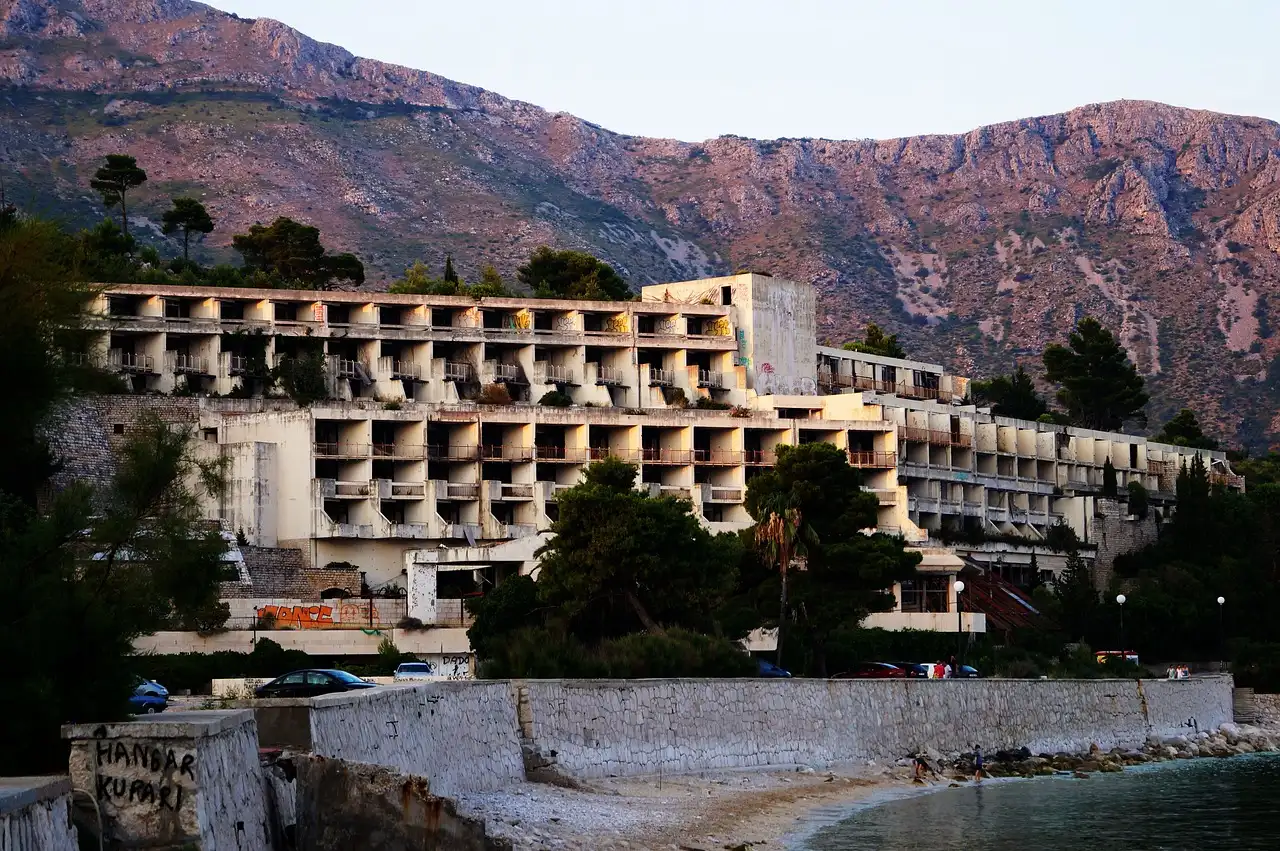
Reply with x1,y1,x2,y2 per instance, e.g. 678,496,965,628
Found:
253,600,401,629
755,362,817,396
93,741,196,812
256,604,333,628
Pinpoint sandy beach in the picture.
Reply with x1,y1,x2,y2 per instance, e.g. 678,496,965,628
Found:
458,762,925,850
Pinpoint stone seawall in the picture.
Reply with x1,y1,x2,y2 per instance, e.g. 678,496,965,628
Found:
518,676,1233,779
1256,693,1280,728
0,777,78,851
308,681,524,798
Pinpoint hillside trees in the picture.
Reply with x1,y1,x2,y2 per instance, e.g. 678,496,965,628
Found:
517,246,629,300
162,197,214,261
1154,408,1218,449
232,217,364,289
90,154,147,238
1043,317,1148,430
970,366,1048,420
842,323,906,359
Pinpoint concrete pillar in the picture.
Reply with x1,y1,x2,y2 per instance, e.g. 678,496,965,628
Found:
405,550,440,624
62,710,270,851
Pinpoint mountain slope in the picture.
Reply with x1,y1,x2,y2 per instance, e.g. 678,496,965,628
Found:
3,0,1280,448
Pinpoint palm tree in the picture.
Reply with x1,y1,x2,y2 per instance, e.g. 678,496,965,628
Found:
755,499,817,668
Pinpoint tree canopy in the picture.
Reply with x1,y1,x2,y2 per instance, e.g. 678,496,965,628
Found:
390,259,512,298
970,366,1048,421
744,443,920,675
161,197,214,261
90,154,147,237
1043,317,1149,430
232,217,364,289
1154,408,1218,450
842,323,906,359
517,246,629,300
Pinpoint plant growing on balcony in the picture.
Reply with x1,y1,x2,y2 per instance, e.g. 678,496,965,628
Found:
477,383,513,405
538,390,573,407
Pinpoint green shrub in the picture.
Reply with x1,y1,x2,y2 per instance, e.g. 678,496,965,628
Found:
538,390,572,407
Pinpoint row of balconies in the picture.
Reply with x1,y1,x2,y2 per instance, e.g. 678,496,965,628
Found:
817,370,955,403
902,427,973,447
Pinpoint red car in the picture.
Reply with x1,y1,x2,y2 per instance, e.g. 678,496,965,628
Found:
831,662,907,679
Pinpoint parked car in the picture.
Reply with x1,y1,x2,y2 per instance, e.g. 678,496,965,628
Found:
831,662,907,679
756,658,792,678
393,662,436,682
956,665,981,678
254,669,377,699
129,678,169,714
889,662,930,678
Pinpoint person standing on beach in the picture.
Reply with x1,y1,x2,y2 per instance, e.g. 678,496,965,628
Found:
973,745,985,782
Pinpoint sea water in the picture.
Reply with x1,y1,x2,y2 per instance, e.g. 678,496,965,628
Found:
800,753,1280,850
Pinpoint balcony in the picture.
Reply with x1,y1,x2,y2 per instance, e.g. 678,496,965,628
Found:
332,358,368,380
647,366,675,387
907,496,941,513
315,479,372,499
444,361,472,382
314,442,369,459
641,447,692,464
379,358,423,381
427,444,480,462
376,480,426,499
817,369,856,390
745,449,777,466
442,522,482,540
167,353,210,375
848,450,897,468
372,443,424,460
496,522,539,539
534,445,587,462
535,362,577,386
227,354,254,376
489,481,535,501
443,482,480,501
963,501,985,517
596,365,627,386
902,427,964,447
705,486,744,503
485,361,521,384
540,481,574,502
646,484,692,500
697,370,726,389
481,444,533,462
108,350,155,374
867,488,898,506
692,449,744,465
389,522,432,539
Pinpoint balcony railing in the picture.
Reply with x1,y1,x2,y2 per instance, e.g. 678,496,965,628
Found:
372,442,424,459
698,370,725,389
817,369,856,390
108,350,155,374
691,449,744,465
848,450,897,468
332,358,365,380
745,449,777,466
490,482,535,500
314,442,370,458
376,480,426,499
535,362,576,385
641,447,691,464
707,486,744,503
427,444,480,462
902,427,966,446
317,478,372,498
498,523,539,539
380,358,422,381
168,353,210,375
648,367,675,387
444,361,472,382
481,445,533,462
444,482,479,500
534,445,588,462
596,365,626,386
486,362,520,383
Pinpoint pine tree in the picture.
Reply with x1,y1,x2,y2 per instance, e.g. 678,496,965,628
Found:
89,155,148,238
1043,317,1148,430
160,198,214,261
443,255,459,284
1102,458,1118,497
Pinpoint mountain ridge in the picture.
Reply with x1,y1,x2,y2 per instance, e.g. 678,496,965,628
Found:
3,0,1280,449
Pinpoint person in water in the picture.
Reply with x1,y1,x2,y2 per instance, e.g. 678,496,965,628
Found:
973,745,985,782
913,753,938,782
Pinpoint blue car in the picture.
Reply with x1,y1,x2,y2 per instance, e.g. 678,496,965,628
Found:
756,658,792,678
130,678,169,714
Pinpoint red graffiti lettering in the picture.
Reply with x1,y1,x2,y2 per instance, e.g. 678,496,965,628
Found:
255,604,334,629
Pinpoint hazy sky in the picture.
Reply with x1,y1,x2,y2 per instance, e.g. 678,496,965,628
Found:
211,0,1280,142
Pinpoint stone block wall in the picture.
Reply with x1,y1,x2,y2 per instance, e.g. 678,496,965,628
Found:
517,676,1234,779
0,776,78,851
63,710,271,850
307,682,524,798
1255,693,1280,728
1091,497,1161,591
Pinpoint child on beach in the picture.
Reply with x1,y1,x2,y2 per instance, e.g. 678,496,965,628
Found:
973,745,985,782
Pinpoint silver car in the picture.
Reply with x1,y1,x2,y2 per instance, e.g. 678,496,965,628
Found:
393,662,435,682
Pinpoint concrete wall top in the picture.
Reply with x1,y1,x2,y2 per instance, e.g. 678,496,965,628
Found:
0,776,72,817
62,709,255,741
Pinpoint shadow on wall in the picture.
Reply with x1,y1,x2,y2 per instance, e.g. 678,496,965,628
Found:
292,756,511,851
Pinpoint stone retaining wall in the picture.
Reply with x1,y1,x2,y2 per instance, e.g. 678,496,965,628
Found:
0,777,78,851
516,676,1233,779
307,682,524,798
1255,693,1280,728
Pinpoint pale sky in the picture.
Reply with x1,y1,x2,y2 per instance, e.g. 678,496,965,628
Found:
211,0,1280,142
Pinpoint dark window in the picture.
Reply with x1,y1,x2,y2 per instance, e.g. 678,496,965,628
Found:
721,286,732,305
113,423,125,435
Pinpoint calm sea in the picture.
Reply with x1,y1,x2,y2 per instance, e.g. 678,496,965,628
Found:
799,753,1280,851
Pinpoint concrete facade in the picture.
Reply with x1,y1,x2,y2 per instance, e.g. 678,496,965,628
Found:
0,777,78,851
68,274,1243,642
63,710,271,851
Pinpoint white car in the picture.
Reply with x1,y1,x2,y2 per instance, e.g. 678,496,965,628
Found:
393,662,436,682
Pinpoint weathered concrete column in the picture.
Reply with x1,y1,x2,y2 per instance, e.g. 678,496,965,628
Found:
405,549,440,623
0,776,78,850
62,710,270,850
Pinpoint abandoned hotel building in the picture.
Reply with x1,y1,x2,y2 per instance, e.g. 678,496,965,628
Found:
71,273,1242,656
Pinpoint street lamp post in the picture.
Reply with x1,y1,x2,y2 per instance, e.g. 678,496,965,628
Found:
955,580,966,668
1217,596,1226,668
1116,594,1127,661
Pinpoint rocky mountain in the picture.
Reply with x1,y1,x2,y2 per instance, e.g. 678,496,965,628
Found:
3,0,1280,448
